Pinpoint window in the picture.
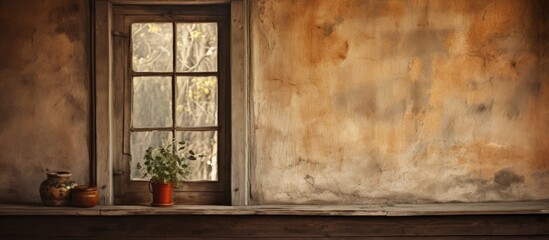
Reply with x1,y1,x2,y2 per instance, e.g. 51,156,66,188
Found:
111,5,231,205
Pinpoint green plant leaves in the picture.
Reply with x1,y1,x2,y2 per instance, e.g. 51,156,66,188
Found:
138,138,203,183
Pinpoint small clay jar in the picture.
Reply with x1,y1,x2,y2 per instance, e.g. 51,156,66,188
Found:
39,171,77,206
72,185,99,208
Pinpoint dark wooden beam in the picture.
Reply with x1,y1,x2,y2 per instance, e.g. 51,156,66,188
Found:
1,214,548,239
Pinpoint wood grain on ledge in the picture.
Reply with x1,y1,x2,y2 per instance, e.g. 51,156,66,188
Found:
0,201,548,216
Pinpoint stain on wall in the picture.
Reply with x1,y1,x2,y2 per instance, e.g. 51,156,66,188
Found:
0,0,89,203
251,0,549,204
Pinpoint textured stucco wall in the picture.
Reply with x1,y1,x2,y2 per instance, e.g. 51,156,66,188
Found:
251,0,549,204
0,0,547,206
0,0,90,203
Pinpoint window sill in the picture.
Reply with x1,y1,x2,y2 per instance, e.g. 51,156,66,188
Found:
1,201,548,216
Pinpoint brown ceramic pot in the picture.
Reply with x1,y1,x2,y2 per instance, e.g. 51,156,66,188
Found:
149,181,174,207
39,171,77,206
72,185,99,208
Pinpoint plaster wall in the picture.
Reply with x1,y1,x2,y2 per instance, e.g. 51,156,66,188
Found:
0,0,90,203
251,0,549,204
0,0,548,205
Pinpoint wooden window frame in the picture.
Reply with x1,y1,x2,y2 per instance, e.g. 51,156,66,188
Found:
115,6,230,205
93,0,250,206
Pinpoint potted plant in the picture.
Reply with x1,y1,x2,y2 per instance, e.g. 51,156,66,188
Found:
136,140,199,206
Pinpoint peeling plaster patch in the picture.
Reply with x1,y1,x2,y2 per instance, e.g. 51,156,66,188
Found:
468,102,493,114
319,17,343,36
494,169,525,189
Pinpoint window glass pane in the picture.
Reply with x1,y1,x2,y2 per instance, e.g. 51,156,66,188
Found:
132,23,173,72
130,131,173,181
176,131,218,181
132,77,172,128
176,23,218,72
176,76,218,127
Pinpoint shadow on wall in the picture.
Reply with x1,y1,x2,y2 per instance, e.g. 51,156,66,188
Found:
0,0,90,203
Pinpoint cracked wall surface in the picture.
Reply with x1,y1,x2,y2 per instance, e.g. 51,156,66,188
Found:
251,0,549,204
0,0,547,205
0,0,90,203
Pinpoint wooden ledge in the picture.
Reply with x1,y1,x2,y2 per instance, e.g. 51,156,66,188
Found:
1,201,548,216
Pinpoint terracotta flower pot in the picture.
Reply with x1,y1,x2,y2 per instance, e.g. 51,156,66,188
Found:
149,181,174,207
39,171,77,206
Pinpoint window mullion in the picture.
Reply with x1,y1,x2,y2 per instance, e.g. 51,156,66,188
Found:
131,72,173,77
172,21,177,151
132,72,219,77
130,127,174,132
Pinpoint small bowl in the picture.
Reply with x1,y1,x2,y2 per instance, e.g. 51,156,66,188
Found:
72,185,99,208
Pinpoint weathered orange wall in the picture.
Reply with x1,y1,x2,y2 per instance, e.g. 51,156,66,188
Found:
0,0,90,203
0,0,547,205
251,0,549,204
